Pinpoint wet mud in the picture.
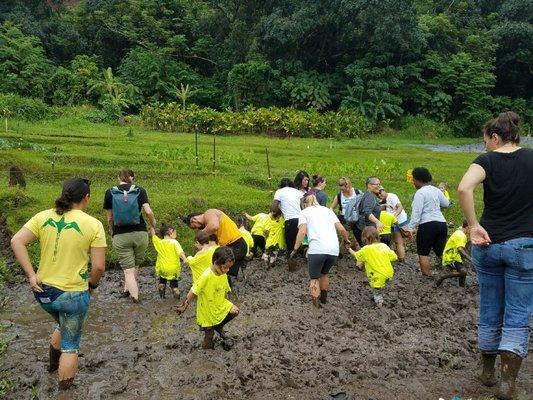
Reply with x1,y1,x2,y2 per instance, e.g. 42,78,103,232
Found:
1,254,532,400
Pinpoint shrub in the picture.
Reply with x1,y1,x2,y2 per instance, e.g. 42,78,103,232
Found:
141,104,374,139
0,94,58,121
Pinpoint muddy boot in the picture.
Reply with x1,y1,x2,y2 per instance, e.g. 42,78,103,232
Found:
58,378,74,390
158,284,166,299
312,297,322,309
288,257,298,272
320,290,328,304
496,351,522,400
458,275,466,288
48,345,61,372
171,287,180,299
479,353,497,387
203,329,215,350
215,329,234,351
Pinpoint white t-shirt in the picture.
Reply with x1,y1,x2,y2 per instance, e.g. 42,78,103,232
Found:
274,187,303,220
298,206,340,255
385,193,408,224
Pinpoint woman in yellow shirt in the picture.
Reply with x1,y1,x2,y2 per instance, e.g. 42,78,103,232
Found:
178,247,239,350
149,223,187,299
347,226,397,307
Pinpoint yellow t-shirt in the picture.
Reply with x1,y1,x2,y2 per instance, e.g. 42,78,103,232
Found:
152,236,184,280
265,216,285,250
216,214,242,245
443,190,450,200
192,267,233,328
442,229,468,266
24,209,107,291
249,213,270,237
379,211,398,236
354,242,397,289
240,228,254,257
187,245,218,283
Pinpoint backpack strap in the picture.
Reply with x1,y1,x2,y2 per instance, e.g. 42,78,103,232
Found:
337,192,342,212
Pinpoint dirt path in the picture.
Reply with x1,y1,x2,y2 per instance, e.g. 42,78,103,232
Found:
1,254,532,400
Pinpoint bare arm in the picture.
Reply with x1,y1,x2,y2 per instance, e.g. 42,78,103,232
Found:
291,224,307,256
335,222,350,244
10,227,43,292
180,252,188,264
368,214,383,232
105,209,113,235
458,247,472,264
177,290,197,313
201,209,221,235
393,203,404,217
142,203,156,229
330,195,339,211
89,247,106,288
458,164,490,245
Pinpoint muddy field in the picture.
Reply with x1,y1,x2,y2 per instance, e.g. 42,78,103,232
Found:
1,253,532,400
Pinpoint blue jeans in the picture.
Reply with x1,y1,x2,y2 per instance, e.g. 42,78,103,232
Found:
472,237,533,358
37,289,91,353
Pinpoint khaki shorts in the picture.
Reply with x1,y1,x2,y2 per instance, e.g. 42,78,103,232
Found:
112,231,148,270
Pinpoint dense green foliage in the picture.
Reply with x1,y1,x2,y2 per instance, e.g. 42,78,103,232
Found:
0,0,531,135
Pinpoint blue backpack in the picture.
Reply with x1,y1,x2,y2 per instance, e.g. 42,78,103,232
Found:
343,189,364,224
111,185,141,226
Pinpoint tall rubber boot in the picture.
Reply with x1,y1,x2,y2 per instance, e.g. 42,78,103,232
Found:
479,353,497,387
496,351,522,400
49,345,61,372
320,290,328,304
203,329,215,350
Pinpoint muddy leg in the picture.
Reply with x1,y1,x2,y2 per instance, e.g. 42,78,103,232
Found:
418,255,432,276
393,232,405,262
124,267,139,301
58,353,78,390
310,279,321,308
203,328,215,350
319,275,329,304
49,328,61,372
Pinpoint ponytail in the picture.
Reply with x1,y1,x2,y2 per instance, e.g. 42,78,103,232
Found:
483,111,521,144
118,169,135,184
55,178,90,215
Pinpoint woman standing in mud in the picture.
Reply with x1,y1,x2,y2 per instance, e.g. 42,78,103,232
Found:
103,169,156,302
458,111,533,400
330,177,358,224
10,178,107,390
291,195,350,308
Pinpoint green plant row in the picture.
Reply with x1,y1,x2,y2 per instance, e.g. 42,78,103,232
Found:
141,104,374,139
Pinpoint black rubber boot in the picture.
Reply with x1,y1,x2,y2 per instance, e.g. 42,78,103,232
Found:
320,290,328,304
479,353,497,387
58,378,74,390
496,351,523,400
49,345,61,372
203,329,215,350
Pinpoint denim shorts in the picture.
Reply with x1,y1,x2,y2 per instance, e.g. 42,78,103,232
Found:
36,287,91,353
392,218,410,233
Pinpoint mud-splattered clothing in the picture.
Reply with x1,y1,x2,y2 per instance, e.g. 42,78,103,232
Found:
354,243,397,289
192,268,233,328
152,235,184,281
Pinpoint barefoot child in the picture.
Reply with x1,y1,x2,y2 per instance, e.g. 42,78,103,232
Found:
347,226,397,307
263,211,285,267
435,220,471,288
149,223,187,299
177,246,239,350
187,231,219,283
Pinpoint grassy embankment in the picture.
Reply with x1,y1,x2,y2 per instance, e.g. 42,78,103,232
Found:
0,116,482,267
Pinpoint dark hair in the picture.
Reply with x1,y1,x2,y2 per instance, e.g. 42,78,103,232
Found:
412,167,432,183
361,226,380,245
212,246,234,265
209,233,218,242
195,231,210,245
462,220,468,229
235,215,247,228
182,213,201,226
55,178,91,215
483,111,521,144
294,170,310,190
312,175,325,187
157,223,174,239
278,177,294,188
118,169,135,184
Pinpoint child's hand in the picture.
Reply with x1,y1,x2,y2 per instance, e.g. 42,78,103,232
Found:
176,301,188,314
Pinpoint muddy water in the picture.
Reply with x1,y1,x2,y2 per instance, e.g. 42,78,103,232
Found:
412,136,533,153
1,255,532,400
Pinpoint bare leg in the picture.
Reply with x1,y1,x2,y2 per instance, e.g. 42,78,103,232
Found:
58,353,78,389
319,274,329,304
124,267,139,301
418,255,432,276
49,328,61,372
393,232,405,261
309,279,321,308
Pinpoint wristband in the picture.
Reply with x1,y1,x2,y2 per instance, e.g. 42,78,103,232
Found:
88,281,99,289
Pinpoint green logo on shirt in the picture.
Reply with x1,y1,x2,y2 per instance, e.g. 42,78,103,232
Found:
42,216,83,261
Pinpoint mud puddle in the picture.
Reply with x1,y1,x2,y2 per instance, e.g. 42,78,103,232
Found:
410,136,533,153
1,255,532,400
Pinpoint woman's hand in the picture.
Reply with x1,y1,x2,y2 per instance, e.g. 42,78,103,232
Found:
469,225,491,246
29,274,43,293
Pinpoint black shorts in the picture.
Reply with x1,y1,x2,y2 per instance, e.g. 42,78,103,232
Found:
227,237,247,277
159,277,178,288
251,234,266,254
416,221,447,257
284,218,299,254
380,234,392,246
307,254,337,279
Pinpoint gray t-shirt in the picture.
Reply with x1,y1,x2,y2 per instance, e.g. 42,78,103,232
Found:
356,191,381,230
408,185,449,229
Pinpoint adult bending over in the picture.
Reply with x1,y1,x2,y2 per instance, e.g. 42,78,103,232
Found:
291,195,350,308
104,169,155,302
458,111,533,400
408,167,449,276
11,178,106,390
184,209,246,280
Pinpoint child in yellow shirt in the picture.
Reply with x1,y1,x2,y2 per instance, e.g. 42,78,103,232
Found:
379,210,398,247
347,226,397,307
149,223,187,299
245,212,271,257
264,212,285,267
236,215,254,260
178,246,239,350
436,221,471,288
187,231,219,283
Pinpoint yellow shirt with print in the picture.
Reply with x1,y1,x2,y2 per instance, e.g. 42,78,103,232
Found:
192,267,233,328
442,229,468,266
187,245,218,283
265,216,285,250
249,213,270,237
379,211,398,236
24,209,107,292
354,243,397,289
152,236,184,280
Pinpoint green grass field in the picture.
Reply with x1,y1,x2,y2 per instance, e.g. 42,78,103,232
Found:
0,116,484,264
